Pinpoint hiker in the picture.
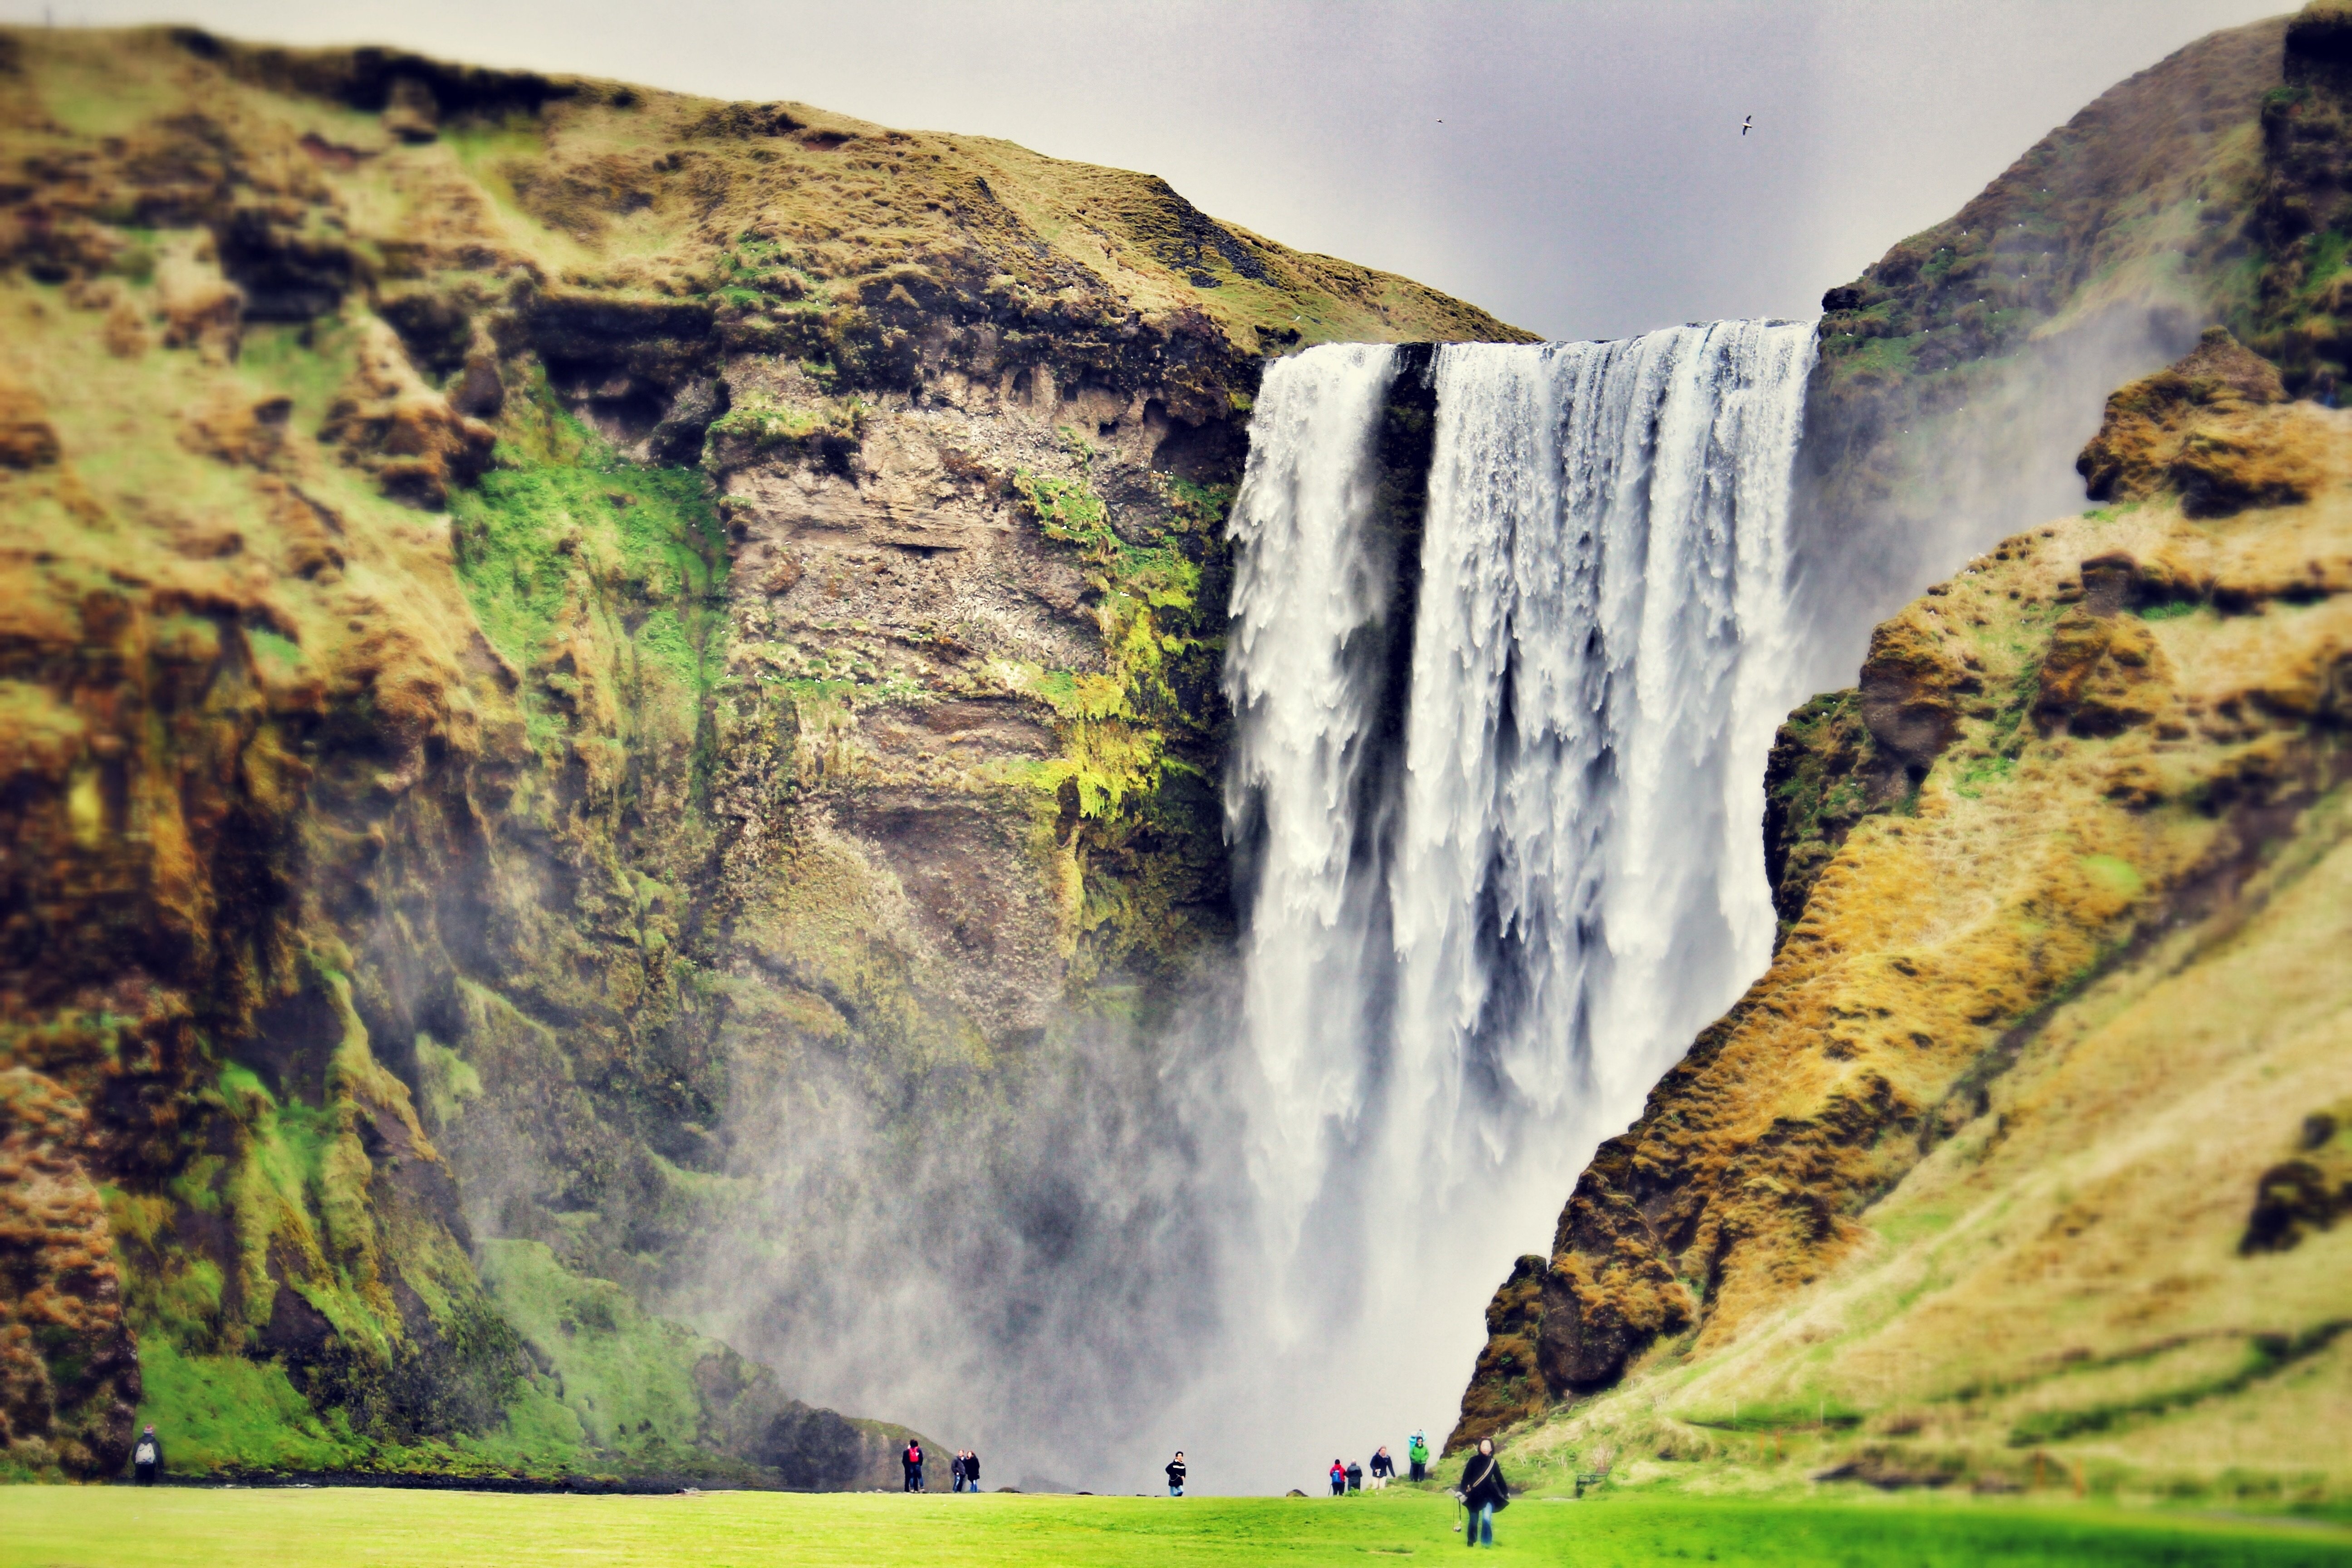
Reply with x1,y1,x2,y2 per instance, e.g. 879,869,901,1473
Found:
1346,1458,1363,1493
964,1449,980,1492
130,1425,163,1486
902,1438,924,1492
1457,1438,1509,1548
1166,1450,1186,1497
951,1450,967,1492
1369,1446,1395,1490
1408,1431,1431,1483
1328,1458,1346,1496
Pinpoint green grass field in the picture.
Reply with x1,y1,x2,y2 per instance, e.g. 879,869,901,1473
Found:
4,1486,2349,1567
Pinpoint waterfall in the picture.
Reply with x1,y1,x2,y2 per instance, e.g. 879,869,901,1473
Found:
1213,321,1815,1483
1222,343,1407,1323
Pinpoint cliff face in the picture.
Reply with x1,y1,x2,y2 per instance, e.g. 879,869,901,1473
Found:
0,26,1524,1481
1789,13,2290,690
1450,324,2352,1492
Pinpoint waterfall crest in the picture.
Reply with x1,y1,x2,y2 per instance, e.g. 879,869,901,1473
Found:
1215,321,1816,1477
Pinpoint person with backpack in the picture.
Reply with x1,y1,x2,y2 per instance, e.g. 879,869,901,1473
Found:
963,1449,980,1493
902,1438,924,1492
1368,1446,1395,1490
1456,1438,1508,1548
1165,1451,1186,1497
130,1425,163,1486
1328,1458,1346,1496
1408,1431,1431,1483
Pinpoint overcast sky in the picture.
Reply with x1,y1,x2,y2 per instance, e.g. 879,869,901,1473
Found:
5,0,2290,339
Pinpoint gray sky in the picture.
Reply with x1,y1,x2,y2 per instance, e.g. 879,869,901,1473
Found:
5,0,2290,339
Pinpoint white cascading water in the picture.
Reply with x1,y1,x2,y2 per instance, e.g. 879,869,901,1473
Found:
1209,321,1816,1490
1220,343,1407,1331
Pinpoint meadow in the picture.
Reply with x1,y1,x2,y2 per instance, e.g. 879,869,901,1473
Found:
4,1485,2350,1568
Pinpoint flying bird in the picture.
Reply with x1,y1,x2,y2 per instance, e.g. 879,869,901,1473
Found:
1741,115,1754,136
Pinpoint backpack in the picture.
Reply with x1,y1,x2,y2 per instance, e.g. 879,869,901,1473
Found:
134,1440,157,1466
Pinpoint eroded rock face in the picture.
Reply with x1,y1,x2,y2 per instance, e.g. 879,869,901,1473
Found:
0,25,1524,1479
2077,327,2311,517
0,1069,137,1475
1449,350,2352,1456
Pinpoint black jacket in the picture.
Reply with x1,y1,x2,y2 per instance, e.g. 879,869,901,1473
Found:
1370,1452,1393,1476
1165,1460,1186,1485
965,1452,980,1482
1460,1453,1508,1510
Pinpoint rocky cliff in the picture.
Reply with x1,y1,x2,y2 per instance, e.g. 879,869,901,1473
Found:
1454,229,2352,1521
0,25,1524,1483
1790,11,2292,688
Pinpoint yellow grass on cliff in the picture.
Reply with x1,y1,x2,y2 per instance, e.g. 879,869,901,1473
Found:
1459,333,2352,1506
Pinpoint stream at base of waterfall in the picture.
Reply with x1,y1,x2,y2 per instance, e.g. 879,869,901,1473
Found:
1189,324,1817,1489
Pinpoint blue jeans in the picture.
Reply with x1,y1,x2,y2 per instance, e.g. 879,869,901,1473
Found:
1465,1502,1493,1546
1170,1485,1183,1496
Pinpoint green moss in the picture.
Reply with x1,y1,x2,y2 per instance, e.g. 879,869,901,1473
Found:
135,1337,363,1473
246,628,305,671
2079,853,2146,899
705,390,867,455
1005,451,1214,823
449,390,730,771
413,1033,484,1132
475,1239,716,1456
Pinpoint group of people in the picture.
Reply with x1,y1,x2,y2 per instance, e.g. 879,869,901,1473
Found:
898,1439,984,1492
1312,1431,1508,1549
1324,1448,1392,1494
1324,1431,1434,1495
123,1410,1502,1528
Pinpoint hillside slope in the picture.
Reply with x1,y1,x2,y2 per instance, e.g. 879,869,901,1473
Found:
1790,11,2290,691
0,25,1525,1482
1450,325,2352,1500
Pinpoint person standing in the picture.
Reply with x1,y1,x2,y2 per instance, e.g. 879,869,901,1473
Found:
951,1450,967,1492
902,1438,925,1492
1408,1431,1431,1483
1346,1458,1363,1493
964,1449,981,1493
1369,1446,1395,1490
1165,1451,1186,1497
130,1425,163,1486
1328,1458,1346,1496
1458,1438,1509,1548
